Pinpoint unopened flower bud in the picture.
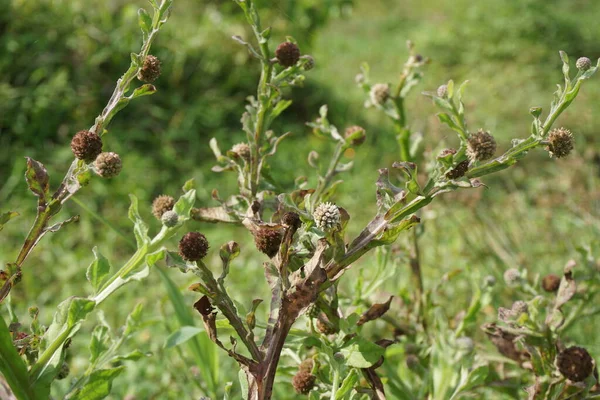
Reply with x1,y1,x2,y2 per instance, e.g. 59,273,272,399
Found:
253,228,283,258
152,195,175,219
557,346,594,382
511,300,528,316
344,125,366,146
503,268,521,287
483,275,496,287
292,370,316,394
301,55,315,71
467,130,496,161
94,152,122,178
231,143,251,162
542,274,561,292
179,232,209,261
546,127,574,158
138,55,161,82
71,130,103,162
370,83,391,105
161,210,178,227
437,84,448,98
275,42,300,67
576,57,592,71
313,202,340,231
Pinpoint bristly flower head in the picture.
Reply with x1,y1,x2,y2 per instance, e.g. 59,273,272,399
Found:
254,228,283,258
231,142,251,162
152,195,175,219
282,211,302,232
313,202,341,231
546,127,574,158
576,57,592,71
344,125,366,146
179,232,209,261
557,346,594,382
467,130,496,161
292,371,316,394
138,55,161,82
437,84,448,98
94,152,122,178
542,274,561,292
161,210,178,227
275,42,300,67
370,83,391,105
71,130,103,163
503,268,521,287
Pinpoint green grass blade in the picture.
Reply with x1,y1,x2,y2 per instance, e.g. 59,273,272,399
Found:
0,316,34,400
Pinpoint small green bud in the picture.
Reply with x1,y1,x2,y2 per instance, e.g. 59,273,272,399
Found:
161,210,178,227
344,125,366,146
529,107,542,118
437,84,448,98
576,57,592,71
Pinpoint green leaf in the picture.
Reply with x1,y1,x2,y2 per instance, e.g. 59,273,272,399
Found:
339,337,385,368
123,303,144,337
0,316,34,399
164,326,204,348
109,350,148,362
128,194,149,248
137,8,152,35
336,369,359,399
0,211,19,232
71,366,125,400
271,99,292,119
182,178,195,192
89,324,111,364
86,247,112,294
173,189,196,219
25,157,49,202
130,83,156,99
239,369,249,400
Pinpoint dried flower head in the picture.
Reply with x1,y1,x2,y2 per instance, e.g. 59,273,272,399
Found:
503,268,521,287
370,83,391,105
542,274,561,292
511,300,528,316
282,211,302,231
94,152,122,178
557,346,594,382
446,160,469,179
152,195,175,219
298,359,314,374
71,130,103,162
254,228,283,258
437,84,448,98
292,371,316,394
313,202,340,231
275,42,300,67
344,125,366,146
576,57,592,71
546,127,574,158
138,55,161,82
179,232,209,261
161,210,178,227
467,130,496,161
231,142,251,162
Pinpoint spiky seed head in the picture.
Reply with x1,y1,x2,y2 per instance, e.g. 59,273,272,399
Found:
557,346,594,382
275,42,300,67
542,274,561,292
511,300,528,316
292,371,316,395
446,160,469,179
71,130,103,162
313,202,341,231
503,268,521,287
253,228,283,258
467,130,496,161
576,57,592,71
298,359,314,373
282,211,302,231
437,84,448,98
161,210,178,227
138,55,161,82
546,128,574,158
94,152,122,178
231,142,251,162
344,125,366,146
152,195,175,219
301,55,315,71
179,232,209,261
370,83,391,105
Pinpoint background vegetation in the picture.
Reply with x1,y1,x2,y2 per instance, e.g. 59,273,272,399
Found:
1,0,600,398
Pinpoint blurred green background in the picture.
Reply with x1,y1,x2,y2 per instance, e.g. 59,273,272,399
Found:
2,0,600,398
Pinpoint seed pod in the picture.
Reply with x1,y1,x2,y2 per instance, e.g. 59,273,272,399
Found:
71,130,103,162
231,142,251,162
292,370,316,395
542,274,561,292
557,346,594,382
370,83,391,105
94,152,122,178
546,127,574,158
437,84,448,98
446,160,469,179
576,57,592,71
467,130,496,161
161,210,178,227
138,55,161,82
152,195,175,219
313,202,340,231
344,125,366,146
179,232,210,261
275,42,300,67
253,228,283,258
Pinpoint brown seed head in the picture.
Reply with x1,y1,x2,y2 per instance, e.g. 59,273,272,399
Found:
254,228,283,258
546,127,574,158
344,125,366,146
370,83,391,105
467,130,497,161
298,359,314,374
179,232,209,261
275,42,300,67
71,130,103,162
138,55,161,82
231,142,251,162
152,195,175,219
94,152,122,178
542,274,561,292
446,160,469,179
282,211,302,231
557,346,594,382
292,371,316,395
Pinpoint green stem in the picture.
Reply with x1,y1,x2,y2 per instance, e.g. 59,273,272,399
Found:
311,141,346,210
330,364,340,400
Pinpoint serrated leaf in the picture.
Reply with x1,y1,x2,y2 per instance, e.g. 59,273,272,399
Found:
128,194,149,247
71,366,125,400
164,326,204,349
86,247,112,294
339,337,385,368
89,324,111,364
0,211,19,232
124,303,144,336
